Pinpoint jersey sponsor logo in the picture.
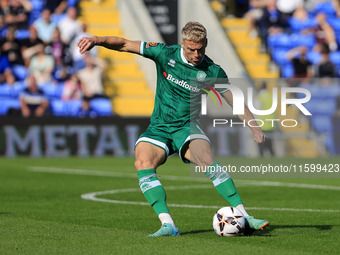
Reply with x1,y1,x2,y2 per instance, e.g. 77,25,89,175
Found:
168,59,176,67
146,42,159,48
164,72,201,93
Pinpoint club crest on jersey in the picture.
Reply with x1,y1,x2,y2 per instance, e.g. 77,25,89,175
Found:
146,42,159,48
196,71,207,81
168,59,176,67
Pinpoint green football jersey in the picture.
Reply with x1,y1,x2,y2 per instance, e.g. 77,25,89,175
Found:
140,42,229,125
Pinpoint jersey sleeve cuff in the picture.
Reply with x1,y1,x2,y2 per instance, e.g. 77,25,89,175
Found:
139,41,145,55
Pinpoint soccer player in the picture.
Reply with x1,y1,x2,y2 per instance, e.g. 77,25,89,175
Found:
78,21,269,237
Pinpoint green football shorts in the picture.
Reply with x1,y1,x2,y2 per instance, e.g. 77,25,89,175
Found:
135,121,210,163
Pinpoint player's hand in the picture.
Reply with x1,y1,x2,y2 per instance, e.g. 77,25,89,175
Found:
77,36,96,54
252,128,266,144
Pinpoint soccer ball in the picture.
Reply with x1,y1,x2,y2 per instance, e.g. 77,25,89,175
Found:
212,206,245,236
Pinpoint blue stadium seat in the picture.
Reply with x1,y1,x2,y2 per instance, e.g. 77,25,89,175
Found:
281,63,294,78
90,98,112,116
330,51,340,65
291,34,316,50
306,51,321,64
0,98,20,115
313,2,336,17
11,82,26,98
51,100,68,116
15,29,30,40
67,99,82,117
311,98,337,116
311,115,332,134
272,49,290,66
0,84,12,97
40,82,64,99
12,65,28,81
327,18,340,33
288,17,317,33
267,34,292,51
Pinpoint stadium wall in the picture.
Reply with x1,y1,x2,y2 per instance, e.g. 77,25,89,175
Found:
0,116,260,157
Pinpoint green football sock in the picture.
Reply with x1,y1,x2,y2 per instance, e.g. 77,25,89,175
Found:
204,161,243,207
138,169,169,215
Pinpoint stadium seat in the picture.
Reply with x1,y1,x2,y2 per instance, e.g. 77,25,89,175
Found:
306,51,321,64
0,98,21,115
288,17,317,33
267,34,292,51
311,99,337,116
291,34,316,50
50,100,68,116
313,2,336,17
330,51,340,65
272,50,290,66
11,82,26,98
281,63,294,78
15,29,30,40
40,82,64,99
327,18,340,33
67,99,82,117
90,98,112,116
12,65,28,81
311,115,332,134
0,84,12,97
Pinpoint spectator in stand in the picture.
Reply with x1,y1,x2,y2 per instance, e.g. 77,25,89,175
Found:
44,0,67,16
58,6,82,44
245,0,268,37
21,25,43,67
77,54,106,100
61,73,82,101
276,0,303,17
76,98,97,118
0,15,7,38
29,43,55,85
0,47,15,85
286,46,313,78
0,0,32,28
20,74,49,117
71,22,97,72
0,26,24,66
33,8,57,43
256,0,288,50
314,43,336,78
45,27,72,81
307,12,338,52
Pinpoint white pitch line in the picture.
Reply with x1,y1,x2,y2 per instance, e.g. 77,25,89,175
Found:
28,167,340,213
29,166,340,191
81,185,340,213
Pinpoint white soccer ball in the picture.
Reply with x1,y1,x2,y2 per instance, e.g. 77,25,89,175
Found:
212,206,245,236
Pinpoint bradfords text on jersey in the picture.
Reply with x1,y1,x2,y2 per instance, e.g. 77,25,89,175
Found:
166,73,201,92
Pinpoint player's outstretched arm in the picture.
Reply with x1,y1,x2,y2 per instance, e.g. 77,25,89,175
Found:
77,36,140,55
222,90,266,144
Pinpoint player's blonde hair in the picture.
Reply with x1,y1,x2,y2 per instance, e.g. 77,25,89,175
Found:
181,22,207,42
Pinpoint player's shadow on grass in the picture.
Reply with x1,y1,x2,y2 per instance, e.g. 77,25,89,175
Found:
271,225,335,231
182,225,335,236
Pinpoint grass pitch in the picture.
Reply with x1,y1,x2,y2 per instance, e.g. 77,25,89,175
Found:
0,156,339,255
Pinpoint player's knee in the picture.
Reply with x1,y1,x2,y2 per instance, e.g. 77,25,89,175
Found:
198,154,215,167
134,159,157,171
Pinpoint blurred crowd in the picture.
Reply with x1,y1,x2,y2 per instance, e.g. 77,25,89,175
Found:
0,0,110,118
211,0,340,79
